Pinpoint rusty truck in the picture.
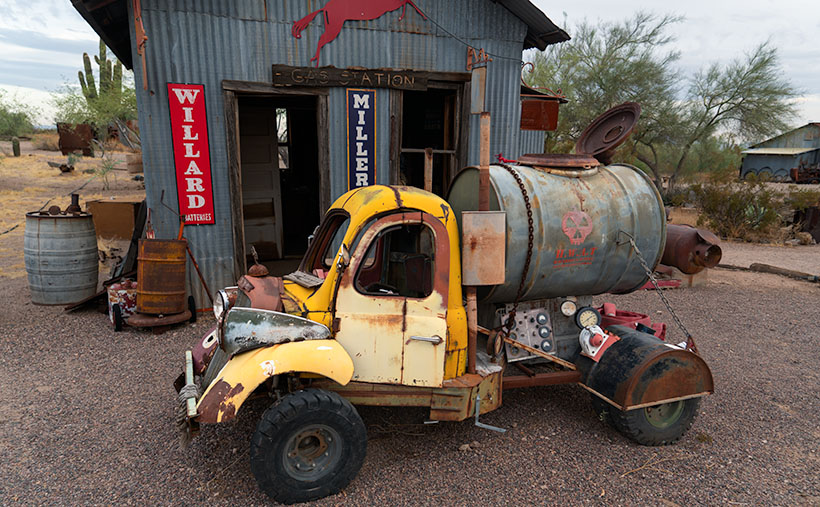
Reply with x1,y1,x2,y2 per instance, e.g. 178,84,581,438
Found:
175,106,713,504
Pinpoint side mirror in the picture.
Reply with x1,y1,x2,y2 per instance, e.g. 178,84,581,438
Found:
337,244,350,271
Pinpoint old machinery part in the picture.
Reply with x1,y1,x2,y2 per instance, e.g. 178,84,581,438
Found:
497,305,554,362
579,325,619,362
661,224,722,275
575,307,602,329
560,299,577,316
213,289,231,319
574,102,641,165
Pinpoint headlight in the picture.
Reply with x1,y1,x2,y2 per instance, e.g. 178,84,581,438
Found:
213,289,230,319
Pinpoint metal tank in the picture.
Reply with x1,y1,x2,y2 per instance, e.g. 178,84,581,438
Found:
136,239,188,314
24,208,98,305
447,158,666,303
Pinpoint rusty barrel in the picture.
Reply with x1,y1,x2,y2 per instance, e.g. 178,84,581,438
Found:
24,211,98,305
137,239,187,314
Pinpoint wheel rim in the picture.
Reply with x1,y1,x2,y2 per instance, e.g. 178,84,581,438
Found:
644,401,684,429
282,423,342,482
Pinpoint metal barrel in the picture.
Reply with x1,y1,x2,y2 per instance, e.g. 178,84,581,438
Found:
136,239,187,314
447,163,666,302
24,212,98,305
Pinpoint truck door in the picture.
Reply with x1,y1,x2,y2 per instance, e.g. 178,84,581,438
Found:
334,212,449,387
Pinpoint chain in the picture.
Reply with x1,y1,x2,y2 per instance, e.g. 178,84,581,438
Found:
498,164,534,332
620,231,699,354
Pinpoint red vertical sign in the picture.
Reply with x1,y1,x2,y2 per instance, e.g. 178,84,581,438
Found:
167,83,215,225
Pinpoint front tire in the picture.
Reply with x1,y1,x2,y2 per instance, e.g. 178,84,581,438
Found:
610,398,700,445
250,389,367,504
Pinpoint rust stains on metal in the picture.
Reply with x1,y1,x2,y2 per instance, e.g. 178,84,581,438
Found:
461,211,506,286
197,379,245,423
503,370,581,389
243,275,285,311
661,224,722,275
136,239,188,314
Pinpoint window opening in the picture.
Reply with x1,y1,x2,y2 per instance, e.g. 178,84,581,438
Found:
355,224,435,298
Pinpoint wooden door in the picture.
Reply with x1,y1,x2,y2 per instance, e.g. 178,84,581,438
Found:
239,104,283,261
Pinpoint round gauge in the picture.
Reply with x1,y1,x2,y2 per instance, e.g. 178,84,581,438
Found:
538,326,551,338
575,307,602,329
560,300,577,317
540,339,553,352
536,312,549,325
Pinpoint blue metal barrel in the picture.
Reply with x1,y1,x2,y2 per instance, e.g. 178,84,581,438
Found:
24,211,98,305
447,163,665,302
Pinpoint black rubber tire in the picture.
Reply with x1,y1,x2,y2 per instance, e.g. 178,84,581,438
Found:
610,398,700,446
589,394,615,426
187,295,197,323
111,304,123,332
250,389,367,504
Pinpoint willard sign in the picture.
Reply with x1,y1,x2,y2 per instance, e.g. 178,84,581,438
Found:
167,83,215,225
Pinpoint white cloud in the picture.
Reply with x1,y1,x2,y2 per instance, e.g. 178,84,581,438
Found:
0,84,59,126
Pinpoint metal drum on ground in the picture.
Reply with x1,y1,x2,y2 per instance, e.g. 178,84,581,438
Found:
24,211,98,305
137,239,187,314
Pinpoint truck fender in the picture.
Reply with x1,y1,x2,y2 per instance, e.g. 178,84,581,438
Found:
196,340,354,423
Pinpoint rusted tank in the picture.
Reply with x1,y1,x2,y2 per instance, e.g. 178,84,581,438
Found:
661,224,722,274
447,158,665,302
24,209,98,305
137,239,187,314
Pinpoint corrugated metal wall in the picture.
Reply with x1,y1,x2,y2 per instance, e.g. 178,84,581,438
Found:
754,124,820,150
127,0,541,306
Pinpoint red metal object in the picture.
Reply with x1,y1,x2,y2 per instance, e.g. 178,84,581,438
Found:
502,370,581,389
517,153,600,169
599,305,666,341
496,153,517,164
292,0,427,66
56,123,94,156
575,102,641,165
662,224,722,275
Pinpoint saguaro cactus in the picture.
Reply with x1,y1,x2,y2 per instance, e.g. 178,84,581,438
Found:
78,39,123,104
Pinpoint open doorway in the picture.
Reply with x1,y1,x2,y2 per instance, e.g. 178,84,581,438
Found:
237,95,321,275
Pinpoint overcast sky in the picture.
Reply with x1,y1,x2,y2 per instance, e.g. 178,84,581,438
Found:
1,0,818,130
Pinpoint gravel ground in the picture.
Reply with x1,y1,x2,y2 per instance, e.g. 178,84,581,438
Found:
1,252,819,505
720,240,819,275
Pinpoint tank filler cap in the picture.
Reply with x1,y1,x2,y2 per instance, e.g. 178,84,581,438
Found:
517,153,600,170
575,102,641,165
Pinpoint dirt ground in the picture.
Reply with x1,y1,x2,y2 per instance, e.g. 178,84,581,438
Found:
1,145,818,505
0,140,144,278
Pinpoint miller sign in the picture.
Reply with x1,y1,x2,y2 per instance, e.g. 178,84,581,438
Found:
167,83,215,225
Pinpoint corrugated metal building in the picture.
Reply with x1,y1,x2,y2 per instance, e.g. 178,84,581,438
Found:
72,0,568,308
740,123,820,181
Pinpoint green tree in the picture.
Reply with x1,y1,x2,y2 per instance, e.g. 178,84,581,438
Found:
53,39,137,134
0,90,38,137
526,13,798,191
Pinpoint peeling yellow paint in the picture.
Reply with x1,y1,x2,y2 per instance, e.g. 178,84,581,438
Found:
197,340,354,422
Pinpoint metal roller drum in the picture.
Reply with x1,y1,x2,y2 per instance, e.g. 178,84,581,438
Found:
448,162,666,302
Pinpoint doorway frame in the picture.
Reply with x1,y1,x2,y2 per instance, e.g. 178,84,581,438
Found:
222,80,330,277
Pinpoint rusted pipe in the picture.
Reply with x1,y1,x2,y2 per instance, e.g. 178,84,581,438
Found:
466,287,477,374
661,224,722,275
423,147,433,192
478,112,491,212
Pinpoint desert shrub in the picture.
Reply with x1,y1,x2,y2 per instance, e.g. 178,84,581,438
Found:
31,131,60,151
0,91,38,138
784,188,820,212
692,181,782,240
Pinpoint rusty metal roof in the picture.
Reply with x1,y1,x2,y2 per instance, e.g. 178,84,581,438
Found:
71,0,569,69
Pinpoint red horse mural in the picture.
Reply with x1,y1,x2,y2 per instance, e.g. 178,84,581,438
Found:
292,0,427,66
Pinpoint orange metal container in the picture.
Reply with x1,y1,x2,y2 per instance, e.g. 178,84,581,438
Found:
137,239,187,314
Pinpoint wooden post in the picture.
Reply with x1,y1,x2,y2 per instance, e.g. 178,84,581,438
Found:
424,147,433,192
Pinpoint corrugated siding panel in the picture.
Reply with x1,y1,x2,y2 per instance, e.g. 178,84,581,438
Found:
128,0,535,306
519,129,545,155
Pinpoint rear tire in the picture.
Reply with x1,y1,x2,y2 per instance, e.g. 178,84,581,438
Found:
111,304,123,332
610,398,700,445
250,389,367,504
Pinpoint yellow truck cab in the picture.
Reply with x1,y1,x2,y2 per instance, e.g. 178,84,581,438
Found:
177,180,712,504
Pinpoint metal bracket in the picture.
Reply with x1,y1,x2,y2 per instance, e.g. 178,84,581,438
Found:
473,395,505,433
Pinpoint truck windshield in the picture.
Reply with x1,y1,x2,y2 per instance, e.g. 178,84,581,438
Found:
300,213,350,276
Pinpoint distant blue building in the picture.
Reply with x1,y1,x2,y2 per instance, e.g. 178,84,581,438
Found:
740,123,820,181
